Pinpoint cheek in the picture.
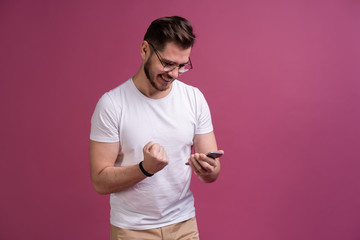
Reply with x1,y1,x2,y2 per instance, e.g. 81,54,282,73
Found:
146,61,158,74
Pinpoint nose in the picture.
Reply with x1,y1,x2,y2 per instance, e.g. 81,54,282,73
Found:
167,67,179,79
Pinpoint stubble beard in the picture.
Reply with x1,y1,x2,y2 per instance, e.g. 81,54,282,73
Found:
144,59,172,92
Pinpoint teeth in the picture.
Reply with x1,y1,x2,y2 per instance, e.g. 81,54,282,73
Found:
161,75,171,81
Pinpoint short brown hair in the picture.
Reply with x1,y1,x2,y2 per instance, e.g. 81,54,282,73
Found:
144,16,196,51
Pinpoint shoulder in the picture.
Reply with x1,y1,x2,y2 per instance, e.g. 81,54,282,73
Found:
97,79,133,108
106,79,132,99
174,80,204,98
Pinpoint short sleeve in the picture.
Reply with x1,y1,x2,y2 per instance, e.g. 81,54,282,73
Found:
90,93,120,142
195,89,213,134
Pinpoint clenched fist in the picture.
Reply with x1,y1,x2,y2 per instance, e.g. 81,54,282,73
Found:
141,141,169,175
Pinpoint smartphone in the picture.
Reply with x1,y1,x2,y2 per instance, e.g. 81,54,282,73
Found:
206,151,224,159
185,151,223,165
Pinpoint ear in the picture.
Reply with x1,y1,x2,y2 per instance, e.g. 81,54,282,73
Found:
140,41,150,60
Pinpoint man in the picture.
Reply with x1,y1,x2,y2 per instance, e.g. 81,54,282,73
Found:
90,16,223,240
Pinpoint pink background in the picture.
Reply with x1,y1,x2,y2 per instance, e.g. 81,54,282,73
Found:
1,0,359,239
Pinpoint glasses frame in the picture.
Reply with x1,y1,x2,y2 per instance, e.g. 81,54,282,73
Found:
147,42,193,75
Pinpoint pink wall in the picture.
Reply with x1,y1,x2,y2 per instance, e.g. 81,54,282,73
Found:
1,0,359,239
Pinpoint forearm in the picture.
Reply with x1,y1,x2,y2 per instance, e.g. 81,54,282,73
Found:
91,164,146,195
90,141,169,195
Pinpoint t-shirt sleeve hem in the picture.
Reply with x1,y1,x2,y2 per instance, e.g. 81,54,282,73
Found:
90,136,119,143
194,127,213,135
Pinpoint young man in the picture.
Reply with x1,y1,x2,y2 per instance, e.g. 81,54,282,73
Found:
90,16,223,239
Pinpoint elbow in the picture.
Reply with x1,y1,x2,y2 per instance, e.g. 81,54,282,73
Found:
91,178,111,195
93,185,109,195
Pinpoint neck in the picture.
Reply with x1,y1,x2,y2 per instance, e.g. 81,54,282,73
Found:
132,68,172,99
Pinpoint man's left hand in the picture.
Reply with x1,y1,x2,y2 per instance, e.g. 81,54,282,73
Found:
187,151,222,177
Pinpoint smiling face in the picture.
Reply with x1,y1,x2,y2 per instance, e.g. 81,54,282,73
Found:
143,41,192,92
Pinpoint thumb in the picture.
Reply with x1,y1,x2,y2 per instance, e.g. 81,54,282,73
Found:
144,141,154,152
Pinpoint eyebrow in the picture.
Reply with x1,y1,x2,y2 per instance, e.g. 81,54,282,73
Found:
162,57,189,66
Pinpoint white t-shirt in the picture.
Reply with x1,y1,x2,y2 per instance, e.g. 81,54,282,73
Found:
90,78,213,230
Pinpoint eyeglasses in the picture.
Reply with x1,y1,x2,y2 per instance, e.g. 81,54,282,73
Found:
148,42,193,75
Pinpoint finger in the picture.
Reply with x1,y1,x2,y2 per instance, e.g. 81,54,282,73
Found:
197,153,216,168
144,141,154,151
157,146,166,160
198,155,217,172
190,154,203,172
194,162,210,175
161,148,169,162
205,158,217,168
149,143,161,155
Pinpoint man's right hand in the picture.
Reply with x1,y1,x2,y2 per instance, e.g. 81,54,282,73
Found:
142,141,169,175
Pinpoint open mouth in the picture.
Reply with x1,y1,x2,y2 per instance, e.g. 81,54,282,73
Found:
160,74,173,82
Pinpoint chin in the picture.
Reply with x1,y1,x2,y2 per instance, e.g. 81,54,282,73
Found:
157,74,174,89
157,83,171,92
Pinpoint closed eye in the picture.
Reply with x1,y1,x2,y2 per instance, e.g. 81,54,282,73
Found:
164,62,188,69
164,62,177,68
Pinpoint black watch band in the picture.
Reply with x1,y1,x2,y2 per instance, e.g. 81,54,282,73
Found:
139,161,154,177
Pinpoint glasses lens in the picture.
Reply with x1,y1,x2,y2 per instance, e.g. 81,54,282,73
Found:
163,64,190,74
178,63,192,74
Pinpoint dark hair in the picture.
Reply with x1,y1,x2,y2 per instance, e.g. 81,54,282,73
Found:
144,16,196,51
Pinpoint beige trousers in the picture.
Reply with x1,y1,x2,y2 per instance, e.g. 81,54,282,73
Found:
110,217,199,240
